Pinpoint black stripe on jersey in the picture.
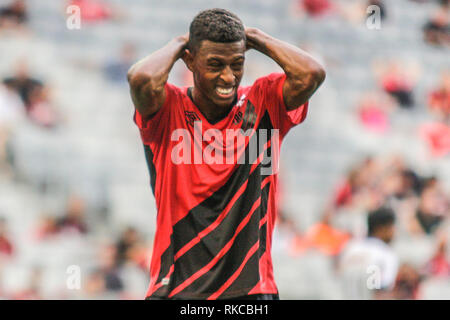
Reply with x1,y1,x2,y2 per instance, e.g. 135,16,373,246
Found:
150,241,174,297
218,245,260,298
203,181,272,298
258,180,270,258
170,164,265,298
172,211,261,299
143,144,157,195
217,183,270,298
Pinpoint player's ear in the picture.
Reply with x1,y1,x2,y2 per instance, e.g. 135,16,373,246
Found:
182,48,194,72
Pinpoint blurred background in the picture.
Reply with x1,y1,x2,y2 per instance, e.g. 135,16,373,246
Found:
0,0,449,299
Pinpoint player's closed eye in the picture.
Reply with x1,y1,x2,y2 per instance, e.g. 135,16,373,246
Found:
208,64,222,71
232,63,243,70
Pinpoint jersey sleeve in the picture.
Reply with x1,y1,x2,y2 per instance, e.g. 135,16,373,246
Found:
251,73,308,137
133,82,180,144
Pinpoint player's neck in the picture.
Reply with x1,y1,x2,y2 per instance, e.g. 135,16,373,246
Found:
190,87,236,124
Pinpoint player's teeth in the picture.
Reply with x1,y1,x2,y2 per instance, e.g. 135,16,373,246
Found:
217,87,232,94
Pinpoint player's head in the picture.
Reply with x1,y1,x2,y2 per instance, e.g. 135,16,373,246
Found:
184,9,246,109
367,207,396,244
188,8,246,53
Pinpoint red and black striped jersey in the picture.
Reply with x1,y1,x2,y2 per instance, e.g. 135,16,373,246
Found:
133,73,308,299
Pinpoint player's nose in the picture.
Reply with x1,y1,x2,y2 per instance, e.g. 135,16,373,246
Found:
219,66,235,85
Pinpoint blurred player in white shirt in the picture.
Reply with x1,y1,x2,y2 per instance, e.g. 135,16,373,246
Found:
338,207,399,299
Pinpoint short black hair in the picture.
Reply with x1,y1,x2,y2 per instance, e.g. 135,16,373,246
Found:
367,207,395,236
188,8,245,52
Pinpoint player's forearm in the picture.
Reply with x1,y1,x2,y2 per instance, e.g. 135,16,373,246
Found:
246,28,324,83
127,35,187,90
246,28,325,107
127,35,188,116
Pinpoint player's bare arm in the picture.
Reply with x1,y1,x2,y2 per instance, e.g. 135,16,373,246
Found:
127,33,189,118
245,27,326,110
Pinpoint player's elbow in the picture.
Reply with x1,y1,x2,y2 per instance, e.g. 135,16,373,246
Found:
289,65,326,95
127,66,145,85
313,65,326,86
127,70,152,93
305,64,326,90
127,68,134,83
127,63,138,83
128,67,167,94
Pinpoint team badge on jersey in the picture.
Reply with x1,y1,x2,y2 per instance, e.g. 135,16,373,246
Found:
184,111,200,127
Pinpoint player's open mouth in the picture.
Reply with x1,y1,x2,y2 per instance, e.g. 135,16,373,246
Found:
215,87,235,99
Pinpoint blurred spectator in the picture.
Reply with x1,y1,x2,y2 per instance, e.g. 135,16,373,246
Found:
292,0,335,18
116,227,138,265
0,78,23,126
87,244,124,295
428,71,450,122
291,221,350,256
411,178,449,235
332,170,358,209
26,85,59,128
391,264,422,299
101,245,123,292
33,214,59,241
83,269,106,298
338,207,399,299
357,91,394,133
378,61,418,109
0,0,27,31
380,156,420,201
33,196,89,241
423,0,450,47
401,168,424,198
0,83,24,172
328,155,446,239
56,195,88,235
3,61,42,110
3,61,58,128
68,0,125,23
301,0,332,16
103,43,136,84
0,217,13,257
332,156,379,209
115,226,149,270
424,237,450,277
419,122,450,157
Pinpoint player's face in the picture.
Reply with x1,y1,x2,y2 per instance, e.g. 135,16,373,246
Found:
382,224,395,244
189,40,245,109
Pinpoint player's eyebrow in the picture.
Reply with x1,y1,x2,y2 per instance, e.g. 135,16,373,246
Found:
206,55,245,63
232,56,245,62
206,57,223,63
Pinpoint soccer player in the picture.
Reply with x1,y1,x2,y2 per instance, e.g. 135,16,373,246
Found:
127,8,325,300
338,207,399,299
